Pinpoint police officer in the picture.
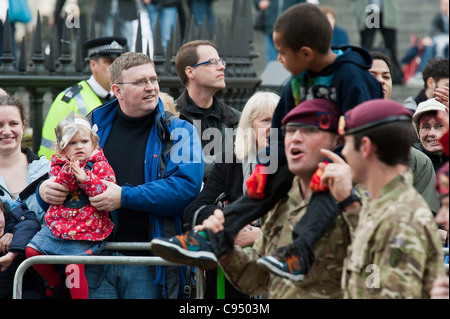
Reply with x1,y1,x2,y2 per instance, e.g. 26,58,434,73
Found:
39,36,127,160
321,99,446,298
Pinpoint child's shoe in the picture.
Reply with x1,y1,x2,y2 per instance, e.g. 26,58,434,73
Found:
150,230,218,270
257,244,306,282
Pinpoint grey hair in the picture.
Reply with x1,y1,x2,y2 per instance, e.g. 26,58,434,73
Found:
234,91,279,161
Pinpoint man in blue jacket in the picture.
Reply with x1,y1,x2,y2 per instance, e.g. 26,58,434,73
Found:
37,52,204,299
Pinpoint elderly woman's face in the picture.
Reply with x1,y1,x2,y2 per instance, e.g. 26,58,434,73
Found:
0,105,25,154
418,114,446,154
252,109,273,151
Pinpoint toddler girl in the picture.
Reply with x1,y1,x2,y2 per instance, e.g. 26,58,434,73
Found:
26,112,115,299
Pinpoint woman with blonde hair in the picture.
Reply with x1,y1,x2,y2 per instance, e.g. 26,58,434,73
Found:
234,91,280,193
182,90,279,298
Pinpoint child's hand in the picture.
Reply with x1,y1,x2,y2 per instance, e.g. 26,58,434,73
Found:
0,233,13,254
0,252,17,271
70,157,87,183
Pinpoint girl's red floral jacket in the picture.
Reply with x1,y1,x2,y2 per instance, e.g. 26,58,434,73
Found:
44,149,115,241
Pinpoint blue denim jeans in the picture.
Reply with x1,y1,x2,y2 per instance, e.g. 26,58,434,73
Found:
101,14,134,51
189,0,215,32
84,251,162,299
146,4,178,51
264,33,278,66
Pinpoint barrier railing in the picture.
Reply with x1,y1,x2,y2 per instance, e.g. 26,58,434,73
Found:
13,242,204,299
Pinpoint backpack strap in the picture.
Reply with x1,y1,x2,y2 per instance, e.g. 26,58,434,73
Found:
18,173,49,201
159,111,176,179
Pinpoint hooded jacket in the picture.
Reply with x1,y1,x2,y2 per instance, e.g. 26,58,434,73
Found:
271,46,383,165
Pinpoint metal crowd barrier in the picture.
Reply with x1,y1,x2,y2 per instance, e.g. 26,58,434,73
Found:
13,242,204,299
13,245,450,299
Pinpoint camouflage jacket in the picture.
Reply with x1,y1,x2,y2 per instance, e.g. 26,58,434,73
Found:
342,171,445,299
220,177,351,299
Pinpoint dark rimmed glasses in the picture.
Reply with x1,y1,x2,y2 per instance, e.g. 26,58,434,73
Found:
116,77,160,87
281,125,320,137
419,123,446,134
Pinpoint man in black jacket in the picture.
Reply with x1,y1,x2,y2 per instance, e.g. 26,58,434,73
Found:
175,40,241,181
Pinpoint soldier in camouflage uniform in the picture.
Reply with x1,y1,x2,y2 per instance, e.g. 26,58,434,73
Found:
220,177,350,298
321,99,445,298
217,99,351,298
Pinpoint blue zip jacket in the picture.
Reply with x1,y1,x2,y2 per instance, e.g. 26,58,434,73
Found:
89,98,204,292
36,98,204,295
91,99,204,218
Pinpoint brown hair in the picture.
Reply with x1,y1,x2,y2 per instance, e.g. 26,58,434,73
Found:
352,121,414,166
0,95,26,128
108,52,154,85
175,40,217,86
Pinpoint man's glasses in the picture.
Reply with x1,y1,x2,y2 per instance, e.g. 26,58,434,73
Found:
419,123,446,133
116,77,160,87
281,125,319,137
190,59,226,68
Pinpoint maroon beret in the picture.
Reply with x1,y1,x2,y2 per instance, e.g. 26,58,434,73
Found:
340,99,413,135
282,99,340,132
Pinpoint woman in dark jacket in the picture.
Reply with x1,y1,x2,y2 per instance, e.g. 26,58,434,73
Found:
183,91,279,299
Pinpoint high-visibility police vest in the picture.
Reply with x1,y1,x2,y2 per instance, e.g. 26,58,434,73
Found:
38,80,103,160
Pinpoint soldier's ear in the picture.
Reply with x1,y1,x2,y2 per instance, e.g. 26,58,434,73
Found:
359,136,373,160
